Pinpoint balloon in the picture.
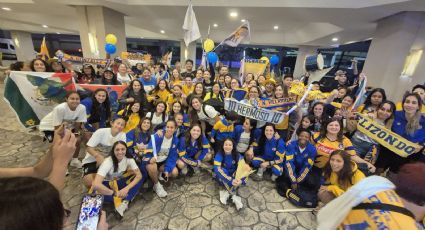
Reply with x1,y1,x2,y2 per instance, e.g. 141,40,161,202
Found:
105,43,117,54
207,52,218,64
105,34,117,45
260,56,269,64
203,39,215,52
270,55,279,65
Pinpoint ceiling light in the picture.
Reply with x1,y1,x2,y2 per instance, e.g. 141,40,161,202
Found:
274,25,279,30
213,23,218,27
160,30,165,34
140,37,144,39
241,19,246,22
230,12,238,17
1,7,11,11
332,37,339,42
56,32,61,34
42,25,48,28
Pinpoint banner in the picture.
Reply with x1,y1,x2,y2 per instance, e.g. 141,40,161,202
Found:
257,97,297,110
62,53,109,65
223,89,247,101
120,52,151,62
356,114,421,157
4,71,75,128
242,59,268,79
222,21,250,47
224,98,285,124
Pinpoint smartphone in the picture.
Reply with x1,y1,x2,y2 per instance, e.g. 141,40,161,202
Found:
76,194,104,230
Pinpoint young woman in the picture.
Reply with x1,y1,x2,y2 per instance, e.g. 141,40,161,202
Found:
149,79,171,106
144,120,180,198
233,118,259,162
117,102,144,133
318,150,365,204
358,88,386,113
81,88,111,137
169,69,182,88
193,69,204,83
168,101,189,127
186,82,206,107
252,124,286,181
176,123,211,175
116,63,133,85
167,85,186,112
126,117,152,159
82,117,127,188
78,64,97,84
204,83,224,102
310,102,327,132
182,76,194,96
92,141,143,217
30,58,51,72
213,138,246,210
223,74,232,90
173,113,189,138
119,79,149,113
203,70,214,92
312,118,376,173
145,101,169,131
375,93,425,173
289,115,314,142
189,97,220,134
274,84,292,141
98,68,119,85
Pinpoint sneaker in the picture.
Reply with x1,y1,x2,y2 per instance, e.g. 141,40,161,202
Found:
193,166,200,175
70,158,83,169
219,190,230,205
253,168,264,181
232,195,243,210
271,174,278,182
181,166,188,175
115,200,129,217
153,183,168,198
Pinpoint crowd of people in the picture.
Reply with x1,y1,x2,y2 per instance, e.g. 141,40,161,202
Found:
1,55,425,229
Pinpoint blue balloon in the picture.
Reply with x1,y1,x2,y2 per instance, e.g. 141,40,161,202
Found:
207,52,218,64
270,55,279,65
105,43,116,54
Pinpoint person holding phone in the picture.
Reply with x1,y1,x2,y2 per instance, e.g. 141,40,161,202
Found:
144,120,179,198
92,141,143,217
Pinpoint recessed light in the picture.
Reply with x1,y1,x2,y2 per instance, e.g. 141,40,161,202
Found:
1,7,11,11
42,25,48,28
56,32,61,34
230,12,238,17
213,23,218,27
140,37,144,39
274,25,279,30
160,30,165,34
332,37,338,42
241,19,246,22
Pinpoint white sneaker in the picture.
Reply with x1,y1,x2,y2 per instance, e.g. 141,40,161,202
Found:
181,166,188,175
115,200,129,217
153,183,168,198
257,168,264,178
271,174,278,182
219,190,230,205
232,195,243,210
70,158,83,169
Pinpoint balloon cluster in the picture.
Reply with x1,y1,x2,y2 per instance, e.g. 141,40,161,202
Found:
203,39,218,64
105,34,117,54
261,55,280,65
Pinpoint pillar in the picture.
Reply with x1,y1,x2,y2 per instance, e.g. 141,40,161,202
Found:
75,6,127,59
10,31,35,61
293,45,319,79
180,40,197,68
363,12,425,101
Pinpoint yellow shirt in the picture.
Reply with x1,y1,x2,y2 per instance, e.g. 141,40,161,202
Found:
339,190,421,230
117,110,140,133
313,132,356,168
182,85,194,96
324,162,365,197
151,89,171,103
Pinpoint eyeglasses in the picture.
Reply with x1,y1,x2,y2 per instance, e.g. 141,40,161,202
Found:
64,208,71,218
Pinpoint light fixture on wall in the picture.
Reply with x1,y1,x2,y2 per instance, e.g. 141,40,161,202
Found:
401,49,423,78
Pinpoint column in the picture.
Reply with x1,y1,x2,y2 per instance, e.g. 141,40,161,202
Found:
293,45,319,78
363,12,425,101
10,31,35,61
75,6,127,59
180,40,197,67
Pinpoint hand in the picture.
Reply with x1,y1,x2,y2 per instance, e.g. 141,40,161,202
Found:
291,184,298,191
245,148,254,161
52,125,76,167
367,112,377,120
260,162,269,169
97,211,109,230
127,97,135,103
331,89,339,96
182,94,187,99
156,129,164,137
117,188,129,198
137,143,146,151
232,178,242,187
274,132,280,140
150,157,157,164
210,138,215,143
319,185,328,192
414,146,423,154
367,163,376,173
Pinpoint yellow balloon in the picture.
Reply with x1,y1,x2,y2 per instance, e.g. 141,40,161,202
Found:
260,56,269,63
105,34,117,45
203,39,215,52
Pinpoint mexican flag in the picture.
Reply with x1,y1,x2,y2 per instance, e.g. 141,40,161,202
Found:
4,71,75,128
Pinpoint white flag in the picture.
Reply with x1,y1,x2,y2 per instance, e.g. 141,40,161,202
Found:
182,3,201,47
222,21,251,47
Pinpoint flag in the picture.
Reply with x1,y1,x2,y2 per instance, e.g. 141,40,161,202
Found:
77,84,127,112
200,51,207,70
222,21,251,47
238,58,245,84
351,74,367,111
4,71,75,128
162,51,173,67
182,3,201,47
39,36,50,60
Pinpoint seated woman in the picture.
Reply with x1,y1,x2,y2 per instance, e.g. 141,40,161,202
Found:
318,150,365,204
92,141,143,217
149,79,171,106
277,128,319,207
177,123,211,175
117,102,144,133
233,118,260,163
213,138,246,210
145,101,169,131
126,118,152,160
143,120,179,198
82,117,127,188
118,79,149,113
80,88,111,139
251,123,286,182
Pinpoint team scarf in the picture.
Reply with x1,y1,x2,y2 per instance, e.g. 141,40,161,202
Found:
224,98,285,124
356,114,421,157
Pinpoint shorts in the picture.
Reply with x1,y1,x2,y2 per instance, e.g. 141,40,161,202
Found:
82,162,98,176
157,160,165,169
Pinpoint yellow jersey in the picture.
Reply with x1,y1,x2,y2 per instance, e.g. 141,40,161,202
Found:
313,132,356,168
324,162,365,197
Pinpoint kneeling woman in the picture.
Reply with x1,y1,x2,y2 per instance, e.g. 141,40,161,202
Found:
252,124,286,181
318,150,365,204
177,123,212,175
213,139,247,210
92,141,143,217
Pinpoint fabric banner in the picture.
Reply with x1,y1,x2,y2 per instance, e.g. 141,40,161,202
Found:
62,53,109,65
242,59,267,79
257,97,297,110
120,52,151,62
222,21,250,47
4,71,75,128
224,98,285,124
356,114,421,157
223,89,247,101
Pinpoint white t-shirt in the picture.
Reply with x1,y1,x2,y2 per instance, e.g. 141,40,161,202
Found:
157,136,172,163
146,112,168,128
83,128,127,165
117,73,132,84
236,131,250,153
52,102,87,129
97,157,138,181
197,105,219,126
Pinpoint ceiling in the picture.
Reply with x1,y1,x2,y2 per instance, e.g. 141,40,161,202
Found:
1,0,425,47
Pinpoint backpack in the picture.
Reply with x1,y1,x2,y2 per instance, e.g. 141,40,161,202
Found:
203,99,224,116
